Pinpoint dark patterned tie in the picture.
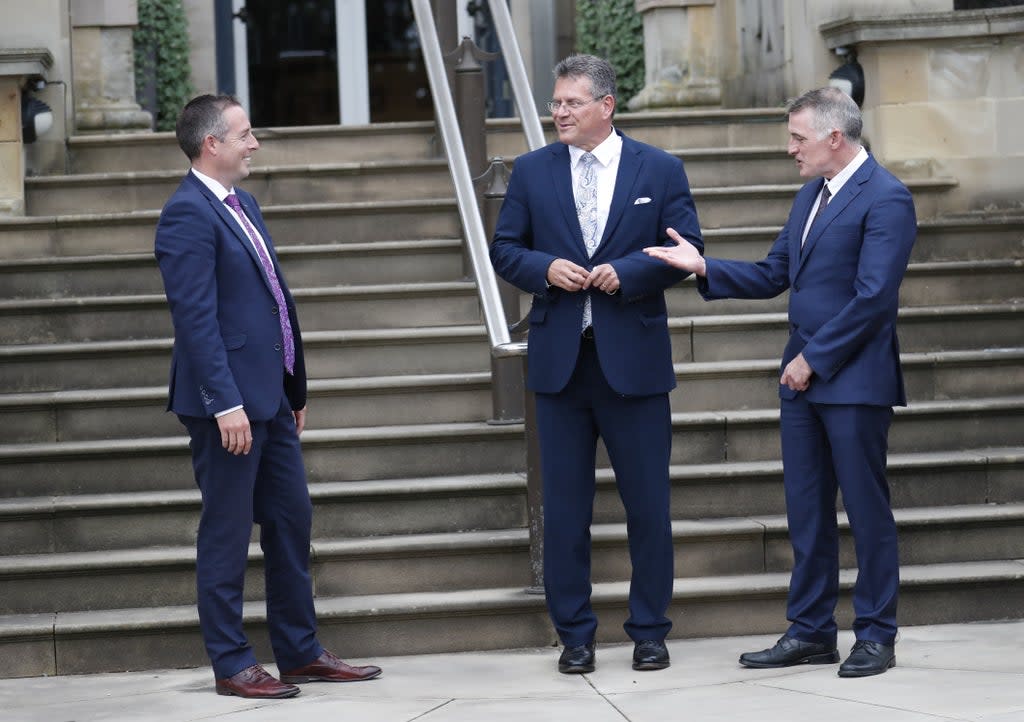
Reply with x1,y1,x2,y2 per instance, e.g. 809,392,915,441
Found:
224,193,295,374
811,184,832,226
802,184,831,249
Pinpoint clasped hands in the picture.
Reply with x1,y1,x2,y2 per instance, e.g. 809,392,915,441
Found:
547,259,620,293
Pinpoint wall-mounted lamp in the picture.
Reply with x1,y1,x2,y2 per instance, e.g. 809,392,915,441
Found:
828,47,864,108
21,80,53,144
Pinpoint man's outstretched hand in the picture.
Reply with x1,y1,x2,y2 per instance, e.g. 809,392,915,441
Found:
644,228,706,277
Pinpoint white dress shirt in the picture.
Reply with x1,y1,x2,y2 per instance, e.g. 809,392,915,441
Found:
568,129,623,249
800,146,868,247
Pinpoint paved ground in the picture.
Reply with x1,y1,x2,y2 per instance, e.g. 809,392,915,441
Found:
2,620,1021,721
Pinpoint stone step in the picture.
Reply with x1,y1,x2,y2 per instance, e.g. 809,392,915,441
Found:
0,179,955,259
673,347,1024,413
27,161,457,216
3,256,1017,345
0,395,1021,497
2,448,1020,556
0,281,483,345
0,200,462,259
28,147,797,216
6,558,1022,677
0,328,491,393
6,205,1014,302
4,348,1021,443
63,110,790,175
67,122,440,174
716,396,1024,465
702,213,1024,264
0,240,466,299
4,300,1020,394
665,258,1023,317
2,503,1020,615
0,372,492,442
681,302,1024,363
9,210,1019,301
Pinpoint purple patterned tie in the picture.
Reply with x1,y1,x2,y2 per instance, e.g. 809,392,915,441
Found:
224,193,295,374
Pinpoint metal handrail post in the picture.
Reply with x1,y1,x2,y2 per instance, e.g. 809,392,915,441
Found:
523,353,544,593
486,0,545,152
413,0,541,593
482,157,524,424
410,0,510,351
432,0,458,89
451,38,495,279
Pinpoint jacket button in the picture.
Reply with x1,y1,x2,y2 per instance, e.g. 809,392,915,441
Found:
272,306,279,315
274,343,282,351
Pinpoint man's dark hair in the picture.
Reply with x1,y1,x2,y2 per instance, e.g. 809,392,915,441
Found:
554,54,618,103
787,87,862,143
175,94,242,161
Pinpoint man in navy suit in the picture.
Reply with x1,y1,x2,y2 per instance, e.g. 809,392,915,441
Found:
490,55,703,674
155,95,381,698
646,87,916,677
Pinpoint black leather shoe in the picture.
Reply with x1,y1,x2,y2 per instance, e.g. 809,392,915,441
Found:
739,635,840,668
838,640,895,677
632,640,670,671
558,642,595,674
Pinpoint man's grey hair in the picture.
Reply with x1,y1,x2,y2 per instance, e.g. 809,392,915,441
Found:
787,87,862,143
554,54,617,102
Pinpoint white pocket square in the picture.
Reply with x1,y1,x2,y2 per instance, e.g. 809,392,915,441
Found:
633,197,652,205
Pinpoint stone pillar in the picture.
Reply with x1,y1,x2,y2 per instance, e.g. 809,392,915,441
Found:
628,0,721,110
821,6,1024,213
70,0,152,133
0,50,54,216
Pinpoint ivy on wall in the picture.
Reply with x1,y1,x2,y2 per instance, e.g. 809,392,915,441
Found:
134,0,194,132
575,0,645,104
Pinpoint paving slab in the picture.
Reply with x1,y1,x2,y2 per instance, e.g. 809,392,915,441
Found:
0,621,1021,722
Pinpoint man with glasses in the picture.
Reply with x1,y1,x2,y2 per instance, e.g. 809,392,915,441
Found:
490,54,703,674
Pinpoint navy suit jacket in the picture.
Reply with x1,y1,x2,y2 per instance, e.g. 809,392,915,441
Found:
155,172,307,421
491,131,703,396
701,154,916,406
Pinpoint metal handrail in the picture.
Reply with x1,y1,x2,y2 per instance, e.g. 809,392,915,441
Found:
487,0,545,153
410,0,517,355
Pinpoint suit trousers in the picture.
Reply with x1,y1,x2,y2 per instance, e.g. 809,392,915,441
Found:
780,395,899,646
179,393,322,679
535,337,674,646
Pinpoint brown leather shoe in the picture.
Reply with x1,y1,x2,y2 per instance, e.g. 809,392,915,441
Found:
279,649,382,683
215,664,300,698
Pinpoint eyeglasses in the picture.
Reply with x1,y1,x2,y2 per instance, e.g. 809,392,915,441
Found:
546,97,604,113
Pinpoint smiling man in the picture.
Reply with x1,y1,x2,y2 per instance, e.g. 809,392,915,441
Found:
155,95,382,698
490,55,703,674
645,87,916,678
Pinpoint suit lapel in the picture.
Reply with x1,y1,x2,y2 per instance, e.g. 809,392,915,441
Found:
187,173,276,296
549,143,589,257
794,157,874,277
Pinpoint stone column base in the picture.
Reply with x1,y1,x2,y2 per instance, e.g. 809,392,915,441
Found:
630,0,721,110
629,71,721,110
75,104,153,133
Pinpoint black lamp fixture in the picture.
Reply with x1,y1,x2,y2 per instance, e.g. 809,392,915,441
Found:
828,47,865,108
21,80,53,144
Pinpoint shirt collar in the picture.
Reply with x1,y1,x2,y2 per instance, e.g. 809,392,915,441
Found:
568,128,622,168
190,167,233,202
825,146,868,196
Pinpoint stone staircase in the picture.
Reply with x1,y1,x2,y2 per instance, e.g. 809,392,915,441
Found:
0,111,1022,678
